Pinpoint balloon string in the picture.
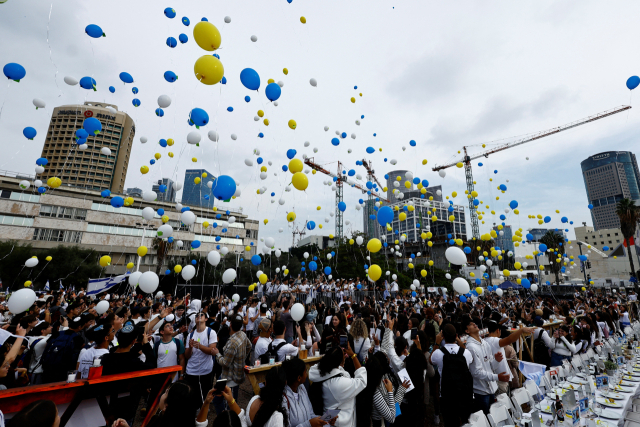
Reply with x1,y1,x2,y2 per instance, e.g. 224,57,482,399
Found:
46,2,62,98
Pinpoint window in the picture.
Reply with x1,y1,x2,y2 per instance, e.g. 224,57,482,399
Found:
0,215,34,226
33,228,83,243
39,205,87,221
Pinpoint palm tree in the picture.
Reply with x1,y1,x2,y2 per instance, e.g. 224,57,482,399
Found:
152,237,175,275
615,198,640,281
539,231,566,285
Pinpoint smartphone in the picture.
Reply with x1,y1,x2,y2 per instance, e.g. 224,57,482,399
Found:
214,379,227,394
411,328,418,340
339,334,349,349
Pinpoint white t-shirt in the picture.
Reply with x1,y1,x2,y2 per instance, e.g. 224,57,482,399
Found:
298,284,308,294
279,284,289,292
247,306,258,332
78,347,109,379
484,336,512,381
255,336,272,360
157,338,185,368
271,338,299,361
391,282,399,292
430,343,473,391
186,328,218,376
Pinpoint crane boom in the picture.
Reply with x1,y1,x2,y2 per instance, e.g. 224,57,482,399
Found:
432,105,631,171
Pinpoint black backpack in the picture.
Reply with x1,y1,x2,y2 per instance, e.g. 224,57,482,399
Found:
41,331,80,374
530,329,551,367
440,346,473,406
309,374,342,415
260,341,287,365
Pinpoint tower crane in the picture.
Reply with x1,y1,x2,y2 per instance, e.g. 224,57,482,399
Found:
432,105,631,240
304,157,389,242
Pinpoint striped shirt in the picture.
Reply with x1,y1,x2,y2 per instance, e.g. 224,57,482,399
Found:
371,374,406,423
283,384,319,427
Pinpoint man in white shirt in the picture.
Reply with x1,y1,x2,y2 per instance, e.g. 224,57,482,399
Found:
154,322,186,382
185,312,218,408
254,318,273,361
390,281,399,299
271,320,303,361
246,298,259,339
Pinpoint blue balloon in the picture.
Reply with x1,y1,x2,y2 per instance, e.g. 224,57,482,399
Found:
23,127,37,140
348,170,355,176
331,138,340,146
338,201,346,212
159,185,167,193
165,269,171,275
413,177,420,184
166,37,177,47
100,189,110,198
155,108,165,117
164,71,178,82
309,261,317,271
132,98,141,107
475,278,481,285
201,17,208,21
473,199,480,206
603,246,610,251
282,165,288,172
588,204,594,209
110,196,124,208
265,82,282,101
521,278,531,289
478,162,483,167
132,88,139,96
179,33,188,44
302,262,305,266
157,208,165,215
258,132,264,138
324,267,331,275
251,254,262,266
257,157,263,164
377,206,394,226
182,17,190,26
227,106,234,112
627,76,640,90
240,68,260,91
221,76,227,84
191,259,197,265
286,149,297,159
3,63,26,82
301,267,306,272
366,147,375,154
499,184,507,191
538,243,548,252
307,221,316,230
460,296,467,303
190,108,209,127
150,159,156,165
244,95,251,103
164,7,176,18
79,76,97,90
366,181,373,190
526,233,533,241
85,24,105,38
561,216,568,223
159,139,167,147
578,255,587,262
543,216,551,223
35,158,48,166
410,140,416,146
341,132,347,138
191,240,201,249
37,187,47,194
83,117,102,135
212,175,236,200
509,200,518,209
464,246,471,254
499,214,506,220
119,72,133,83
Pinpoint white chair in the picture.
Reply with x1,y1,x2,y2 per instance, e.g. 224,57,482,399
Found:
624,420,640,427
632,398,640,412
487,403,515,427
496,392,517,417
626,412,640,423
468,410,491,427
524,379,543,403
511,388,535,418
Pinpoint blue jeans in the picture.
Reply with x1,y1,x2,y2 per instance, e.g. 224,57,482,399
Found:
474,393,494,414
213,384,238,416
550,352,572,368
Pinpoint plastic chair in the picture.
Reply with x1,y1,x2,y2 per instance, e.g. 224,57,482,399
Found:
468,410,491,427
624,420,640,427
511,388,535,418
626,412,640,423
496,392,517,417
487,403,515,427
524,379,542,402
632,398,640,413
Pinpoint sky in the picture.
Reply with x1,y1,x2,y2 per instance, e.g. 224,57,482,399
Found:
1,0,640,251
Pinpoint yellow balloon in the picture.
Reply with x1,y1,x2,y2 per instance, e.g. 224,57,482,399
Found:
456,162,463,168
399,212,407,221
248,284,254,292
168,152,174,158
300,16,306,23
428,241,433,247
317,206,321,210
24,281,32,287
194,55,224,85
174,265,182,273
288,119,297,130
125,197,134,206
194,177,201,184
261,166,267,172
428,260,434,266
264,219,269,225
289,158,303,173
404,181,411,189
421,269,427,277
581,287,586,291
258,110,264,117
367,238,382,253
47,177,62,188
203,221,210,228
99,255,111,267
426,232,433,239
245,246,251,252
137,246,148,257
140,165,149,174
408,263,414,269
349,239,354,245
284,269,289,276
291,172,308,191
126,262,134,269
268,79,275,84
476,287,483,295
329,234,334,239
193,21,221,51
259,273,268,284
202,172,208,178
319,224,323,229
287,212,296,222
263,119,270,126
46,256,52,262
448,215,455,221
167,138,174,146
162,215,169,223
422,159,428,165
514,262,521,269
350,97,356,103
368,264,382,281
192,157,198,162
421,232,427,239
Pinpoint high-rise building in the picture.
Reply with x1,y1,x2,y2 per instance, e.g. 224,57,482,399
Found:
581,151,640,230
152,178,176,203
493,224,515,253
125,187,143,198
527,228,566,242
386,170,413,201
182,169,216,208
39,102,135,193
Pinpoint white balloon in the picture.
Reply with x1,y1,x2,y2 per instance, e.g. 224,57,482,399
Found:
355,120,360,125
64,76,78,86
351,133,356,139
142,190,157,202
522,262,529,268
129,271,142,287
231,134,237,140
181,265,196,281
176,240,184,248
392,274,397,280
172,182,183,191
207,251,221,266
95,300,109,315
207,181,214,189
187,131,201,145
25,258,38,268
274,101,278,106
8,288,36,314
303,252,309,259
142,207,155,220
262,246,270,255
254,116,260,121
486,259,493,266
181,211,196,225
479,265,487,272
232,293,240,303
140,136,148,143
275,249,282,257
19,180,30,190
413,279,420,287
279,228,284,233
445,247,467,265
530,284,538,292
324,126,329,131
390,159,397,165
245,159,253,166
157,224,173,238
277,81,284,88
327,254,332,260
224,16,231,23
139,271,159,293
35,166,44,174
439,170,446,177
291,303,305,321
310,78,317,87
254,149,261,155
496,288,503,297
445,273,451,279
251,35,258,42
157,95,172,108
452,277,470,294
33,98,46,109
208,131,219,142
223,268,237,284
79,144,88,150
265,237,275,248
220,247,229,255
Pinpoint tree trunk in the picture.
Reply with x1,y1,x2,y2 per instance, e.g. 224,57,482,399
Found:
627,237,637,280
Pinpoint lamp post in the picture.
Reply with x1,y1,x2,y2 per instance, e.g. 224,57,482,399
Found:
577,242,588,285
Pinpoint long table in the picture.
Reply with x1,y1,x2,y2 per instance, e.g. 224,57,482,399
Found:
244,355,322,395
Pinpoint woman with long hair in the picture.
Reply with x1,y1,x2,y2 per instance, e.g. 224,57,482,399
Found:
246,366,289,427
571,325,589,354
370,351,410,426
548,324,576,366
349,319,371,363
320,313,347,353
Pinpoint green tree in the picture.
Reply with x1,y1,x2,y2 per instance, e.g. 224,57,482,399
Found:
539,231,565,285
616,198,640,281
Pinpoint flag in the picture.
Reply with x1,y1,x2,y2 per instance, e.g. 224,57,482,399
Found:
44,280,50,291
86,274,128,296
59,281,64,290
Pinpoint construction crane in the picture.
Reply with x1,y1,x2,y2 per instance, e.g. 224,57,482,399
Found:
432,105,631,240
304,158,389,242
291,220,308,247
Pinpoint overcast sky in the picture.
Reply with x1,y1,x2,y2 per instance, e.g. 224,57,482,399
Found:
1,0,640,250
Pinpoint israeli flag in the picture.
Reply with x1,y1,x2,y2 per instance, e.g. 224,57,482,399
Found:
59,280,64,290
87,274,129,296
44,280,50,291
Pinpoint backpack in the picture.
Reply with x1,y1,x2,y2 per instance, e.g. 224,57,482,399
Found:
439,346,473,407
531,329,551,367
309,374,342,415
41,331,80,374
260,341,287,365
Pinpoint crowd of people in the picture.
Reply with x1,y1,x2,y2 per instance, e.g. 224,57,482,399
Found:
0,278,637,427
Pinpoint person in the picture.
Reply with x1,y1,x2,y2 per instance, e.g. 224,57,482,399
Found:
280,301,295,344
349,319,371,363
26,321,52,385
368,351,409,426
246,366,289,427
547,325,576,366
154,322,186,382
77,322,115,379
282,358,336,427
390,280,398,300
41,316,85,383
430,324,473,427
254,318,274,361
270,320,304,362
212,314,252,418
483,321,533,395
6,399,59,427
185,312,218,410
308,345,367,427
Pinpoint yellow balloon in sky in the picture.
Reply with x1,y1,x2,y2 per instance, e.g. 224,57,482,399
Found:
350,97,356,103
167,138,174,146
421,269,427,277
202,172,207,178
268,79,275,84
193,21,222,51
46,256,52,262
289,158,303,173
514,262,521,269
168,152,174,158
140,165,149,174
259,274,268,284
329,234,334,239
367,238,382,253
300,16,306,23
283,68,289,75
203,221,210,228
124,197,134,206
264,219,269,225
422,159,428,165
319,224,323,229
399,212,407,221
99,255,111,267
291,172,308,191
449,215,455,221
245,246,251,251
404,181,411,189
452,191,457,197
349,239,354,245
287,212,296,222
194,177,201,184
47,177,62,188
194,55,224,85
408,263,414,269
126,262,134,269
155,153,161,160
137,246,148,257
456,162,463,168
368,264,382,281
428,260,434,266
260,166,267,172
263,119,270,126
162,215,169,223
258,110,264,117
174,265,182,273
24,281,32,287
248,284,255,292
288,119,297,129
